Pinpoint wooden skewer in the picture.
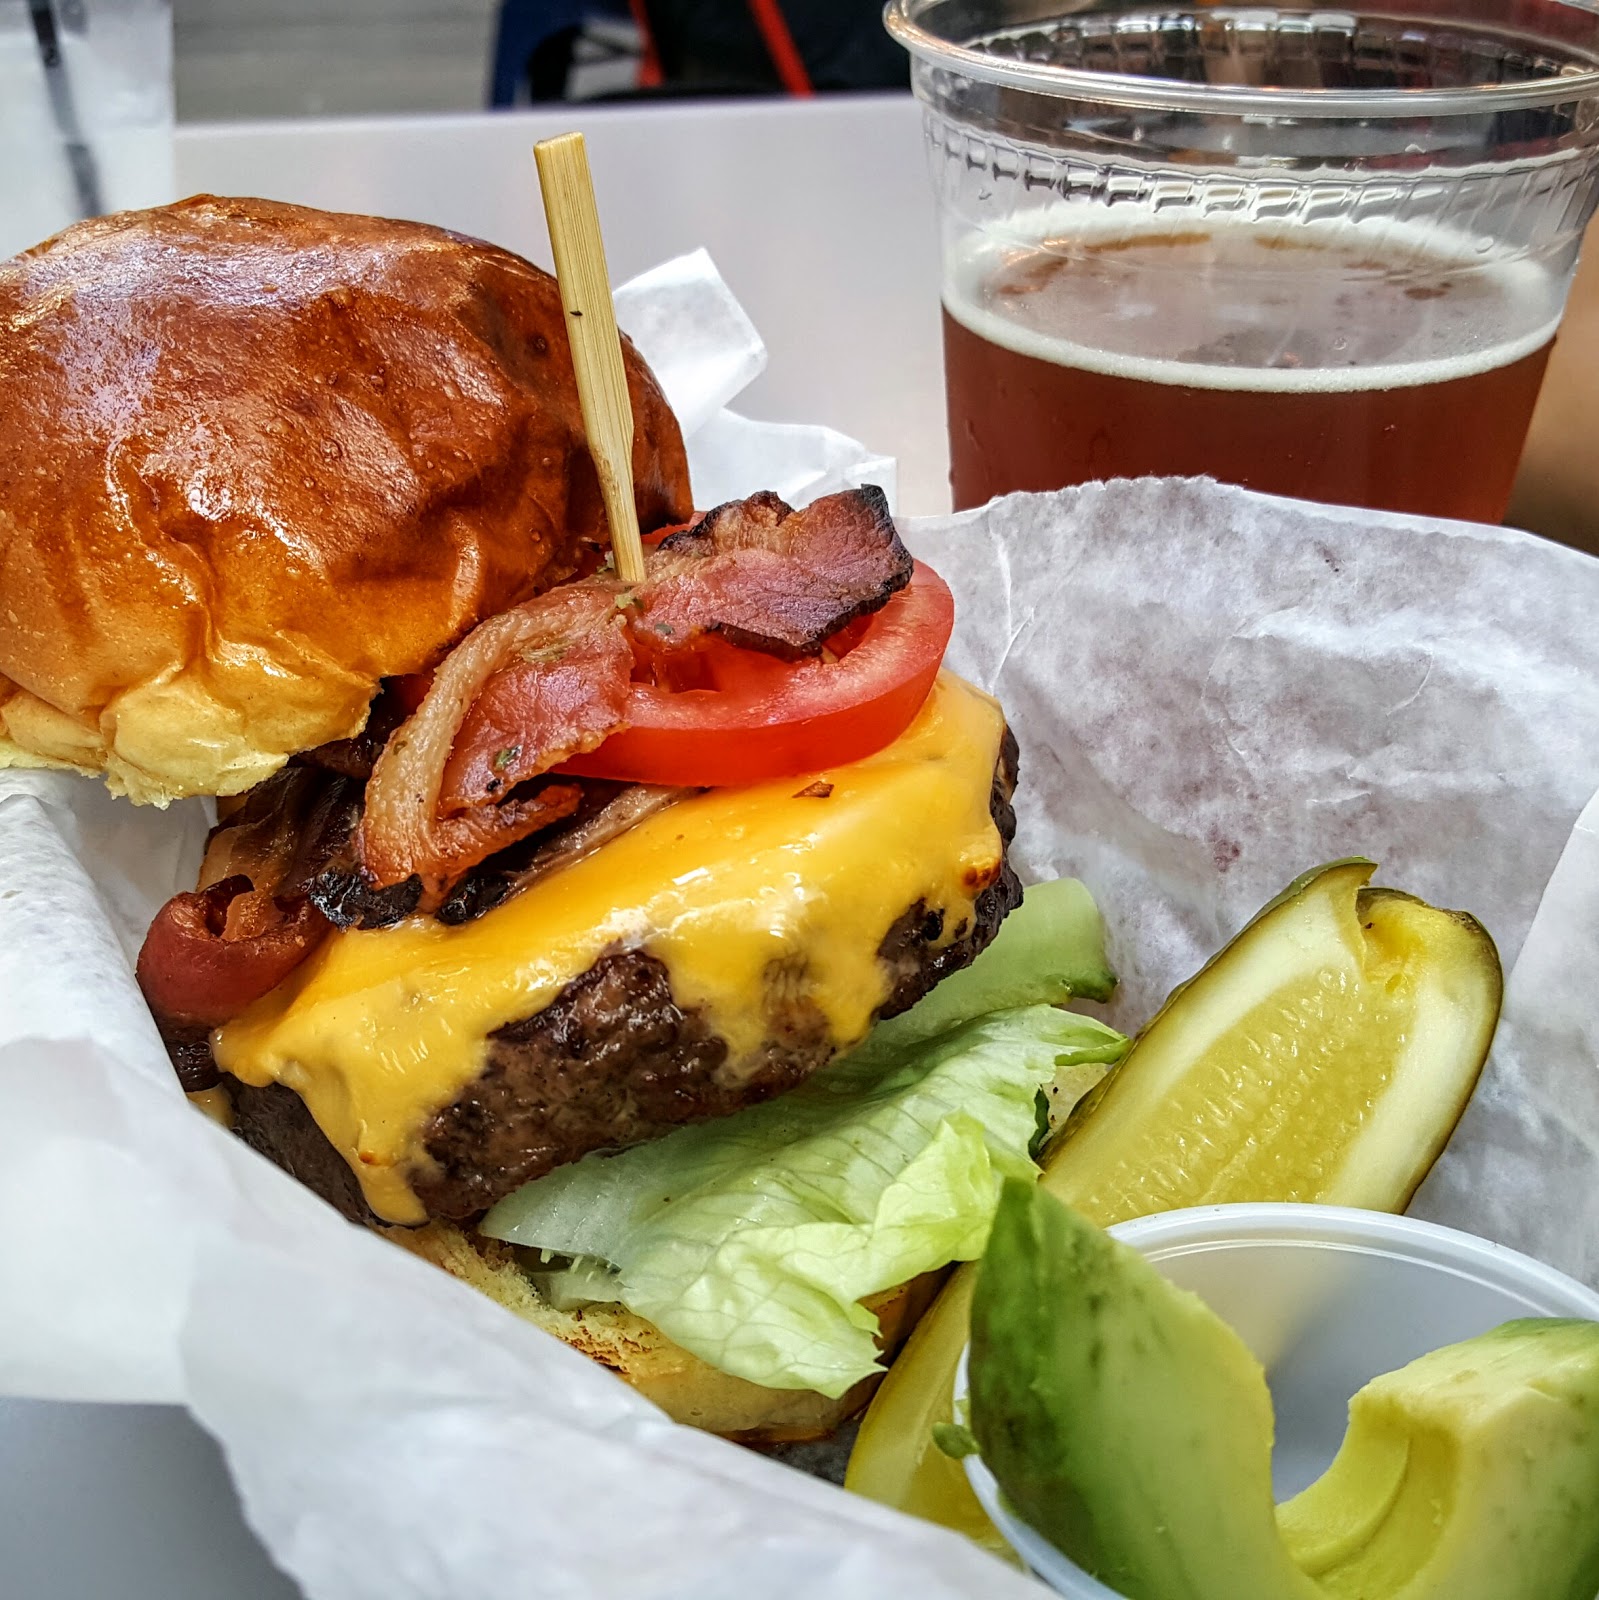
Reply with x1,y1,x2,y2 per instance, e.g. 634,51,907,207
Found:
534,131,647,586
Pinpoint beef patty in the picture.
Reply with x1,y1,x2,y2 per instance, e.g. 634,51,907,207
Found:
226,728,1021,1227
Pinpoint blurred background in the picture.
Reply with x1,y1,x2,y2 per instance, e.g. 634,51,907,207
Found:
173,0,908,119
0,0,1593,541
161,0,1593,545
177,0,521,119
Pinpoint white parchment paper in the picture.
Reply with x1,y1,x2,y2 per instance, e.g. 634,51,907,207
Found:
909,481,1599,1297
3,256,1598,1599
615,250,896,511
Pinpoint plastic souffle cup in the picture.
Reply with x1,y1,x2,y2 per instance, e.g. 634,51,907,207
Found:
886,0,1599,523
953,1202,1599,1599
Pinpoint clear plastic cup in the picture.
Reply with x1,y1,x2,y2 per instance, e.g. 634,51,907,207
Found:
886,0,1599,523
955,1202,1599,1598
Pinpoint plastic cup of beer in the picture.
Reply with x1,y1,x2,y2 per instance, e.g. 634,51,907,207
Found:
886,0,1599,521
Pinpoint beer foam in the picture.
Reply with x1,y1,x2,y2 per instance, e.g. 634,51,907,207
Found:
945,213,1563,395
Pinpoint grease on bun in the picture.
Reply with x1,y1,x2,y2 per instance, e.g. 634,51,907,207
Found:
0,196,691,804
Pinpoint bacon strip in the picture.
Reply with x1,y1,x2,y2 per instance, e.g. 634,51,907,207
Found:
360,586,631,889
640,486,912,659
440,782,688,923
136,875,329,1032
438,623,635,813
199,767,361,899
366,489,910,887
137,768,363,1060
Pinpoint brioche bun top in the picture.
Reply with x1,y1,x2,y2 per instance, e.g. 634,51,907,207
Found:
0,195,692,804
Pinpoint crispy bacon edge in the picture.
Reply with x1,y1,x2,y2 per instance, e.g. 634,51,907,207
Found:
359,586,632,890
640,485,913,659
443,488,914,810
136,876,330,1087
138,769,352,1079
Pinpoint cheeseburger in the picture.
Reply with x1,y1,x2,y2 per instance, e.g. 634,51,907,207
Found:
0,198,1110,1441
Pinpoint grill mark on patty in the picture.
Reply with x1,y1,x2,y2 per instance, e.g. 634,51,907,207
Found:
221,728,1021,1226
412,948,832,1220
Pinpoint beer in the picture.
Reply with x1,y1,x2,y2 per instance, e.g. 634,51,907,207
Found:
943,224,1560,521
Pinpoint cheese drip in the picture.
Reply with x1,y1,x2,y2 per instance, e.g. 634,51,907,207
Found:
215,673,1008,1223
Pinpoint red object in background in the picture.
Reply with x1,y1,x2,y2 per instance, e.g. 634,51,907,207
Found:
746,0,814,96
629,0,815,96
626,0,663,86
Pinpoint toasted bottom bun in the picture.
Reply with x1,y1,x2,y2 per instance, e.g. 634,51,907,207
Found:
387,1221,945,1442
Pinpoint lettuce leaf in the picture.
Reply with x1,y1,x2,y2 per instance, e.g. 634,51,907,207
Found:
863,876,1116,1057
481,1004,1128,1397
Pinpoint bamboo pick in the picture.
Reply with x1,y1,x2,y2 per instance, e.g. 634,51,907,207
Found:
534,131,647,585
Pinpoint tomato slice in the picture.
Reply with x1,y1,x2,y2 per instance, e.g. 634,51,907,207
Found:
556,561,954,787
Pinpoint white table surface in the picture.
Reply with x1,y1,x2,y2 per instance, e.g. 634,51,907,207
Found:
4,96,948,1600
0,1398,303,1598
174,95,952,516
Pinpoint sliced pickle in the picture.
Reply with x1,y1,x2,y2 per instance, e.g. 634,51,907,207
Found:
844,859,1503,1551
844,1273,1004,1553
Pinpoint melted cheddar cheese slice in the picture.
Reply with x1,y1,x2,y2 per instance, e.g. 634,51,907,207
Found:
215,673,1008,1223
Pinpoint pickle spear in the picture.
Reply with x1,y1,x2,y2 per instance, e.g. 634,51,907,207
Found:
844,859,1503,1551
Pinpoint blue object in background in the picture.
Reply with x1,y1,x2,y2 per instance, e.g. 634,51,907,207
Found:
489,0,635,106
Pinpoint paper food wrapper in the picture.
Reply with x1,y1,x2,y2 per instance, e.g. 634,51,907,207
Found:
3,252,1599,1598
614,250,897,512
